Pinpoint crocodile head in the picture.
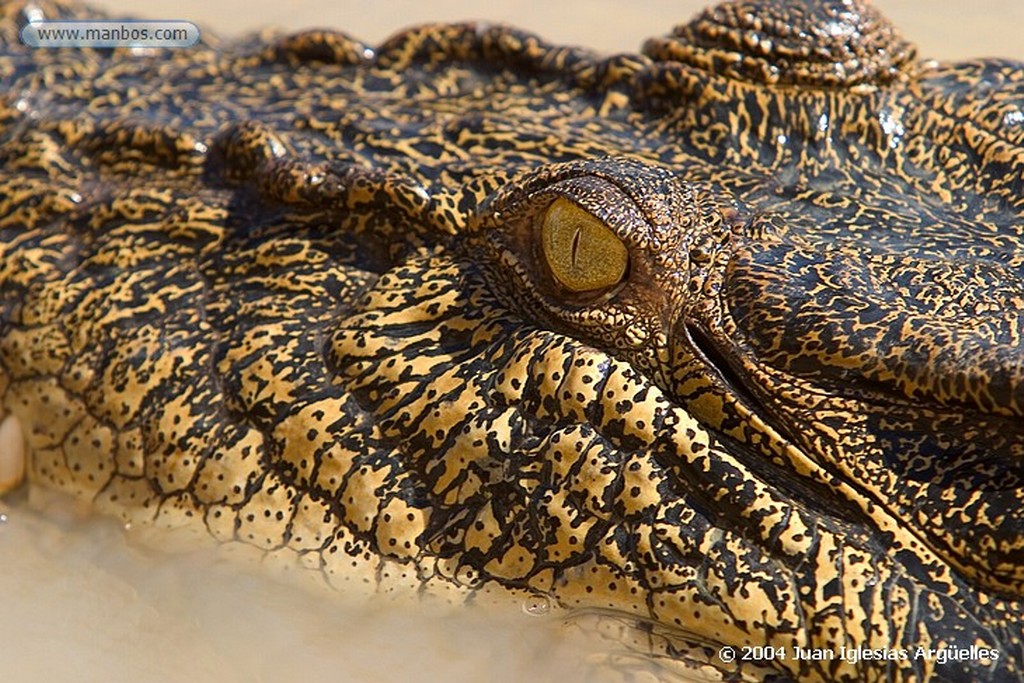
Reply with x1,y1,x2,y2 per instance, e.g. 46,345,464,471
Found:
1,0,1022,681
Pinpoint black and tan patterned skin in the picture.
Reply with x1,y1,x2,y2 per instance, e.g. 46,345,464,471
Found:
1,1,1022,681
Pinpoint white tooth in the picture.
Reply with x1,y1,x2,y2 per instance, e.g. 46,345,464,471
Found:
0,415,26,494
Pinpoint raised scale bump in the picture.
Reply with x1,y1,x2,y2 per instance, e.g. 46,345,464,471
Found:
644,0,915,87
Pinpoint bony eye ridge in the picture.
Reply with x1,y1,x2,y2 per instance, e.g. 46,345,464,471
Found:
540,197,628,294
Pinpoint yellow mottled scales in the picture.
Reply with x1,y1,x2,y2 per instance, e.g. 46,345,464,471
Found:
2,0,1024,681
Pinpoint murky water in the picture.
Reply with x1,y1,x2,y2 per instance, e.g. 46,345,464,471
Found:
1,487,615,682
3,2,1023,682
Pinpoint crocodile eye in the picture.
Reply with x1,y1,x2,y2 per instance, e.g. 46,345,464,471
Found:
540,198,628,293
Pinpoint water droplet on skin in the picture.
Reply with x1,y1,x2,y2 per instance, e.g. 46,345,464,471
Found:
23,4,45,23
522,595,551,617
1003,109,1024,127
0,513,8,524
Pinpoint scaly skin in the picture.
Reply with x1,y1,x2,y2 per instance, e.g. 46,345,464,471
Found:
0,1,1022,680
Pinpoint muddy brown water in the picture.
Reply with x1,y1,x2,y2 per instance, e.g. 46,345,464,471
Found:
3,2,1023,682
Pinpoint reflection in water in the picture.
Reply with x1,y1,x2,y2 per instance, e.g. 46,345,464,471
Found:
0,488,610,683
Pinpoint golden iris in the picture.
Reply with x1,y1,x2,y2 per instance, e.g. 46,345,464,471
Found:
540,198,628,293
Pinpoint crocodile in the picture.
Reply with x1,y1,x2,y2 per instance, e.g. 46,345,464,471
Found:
1,0,1022,680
